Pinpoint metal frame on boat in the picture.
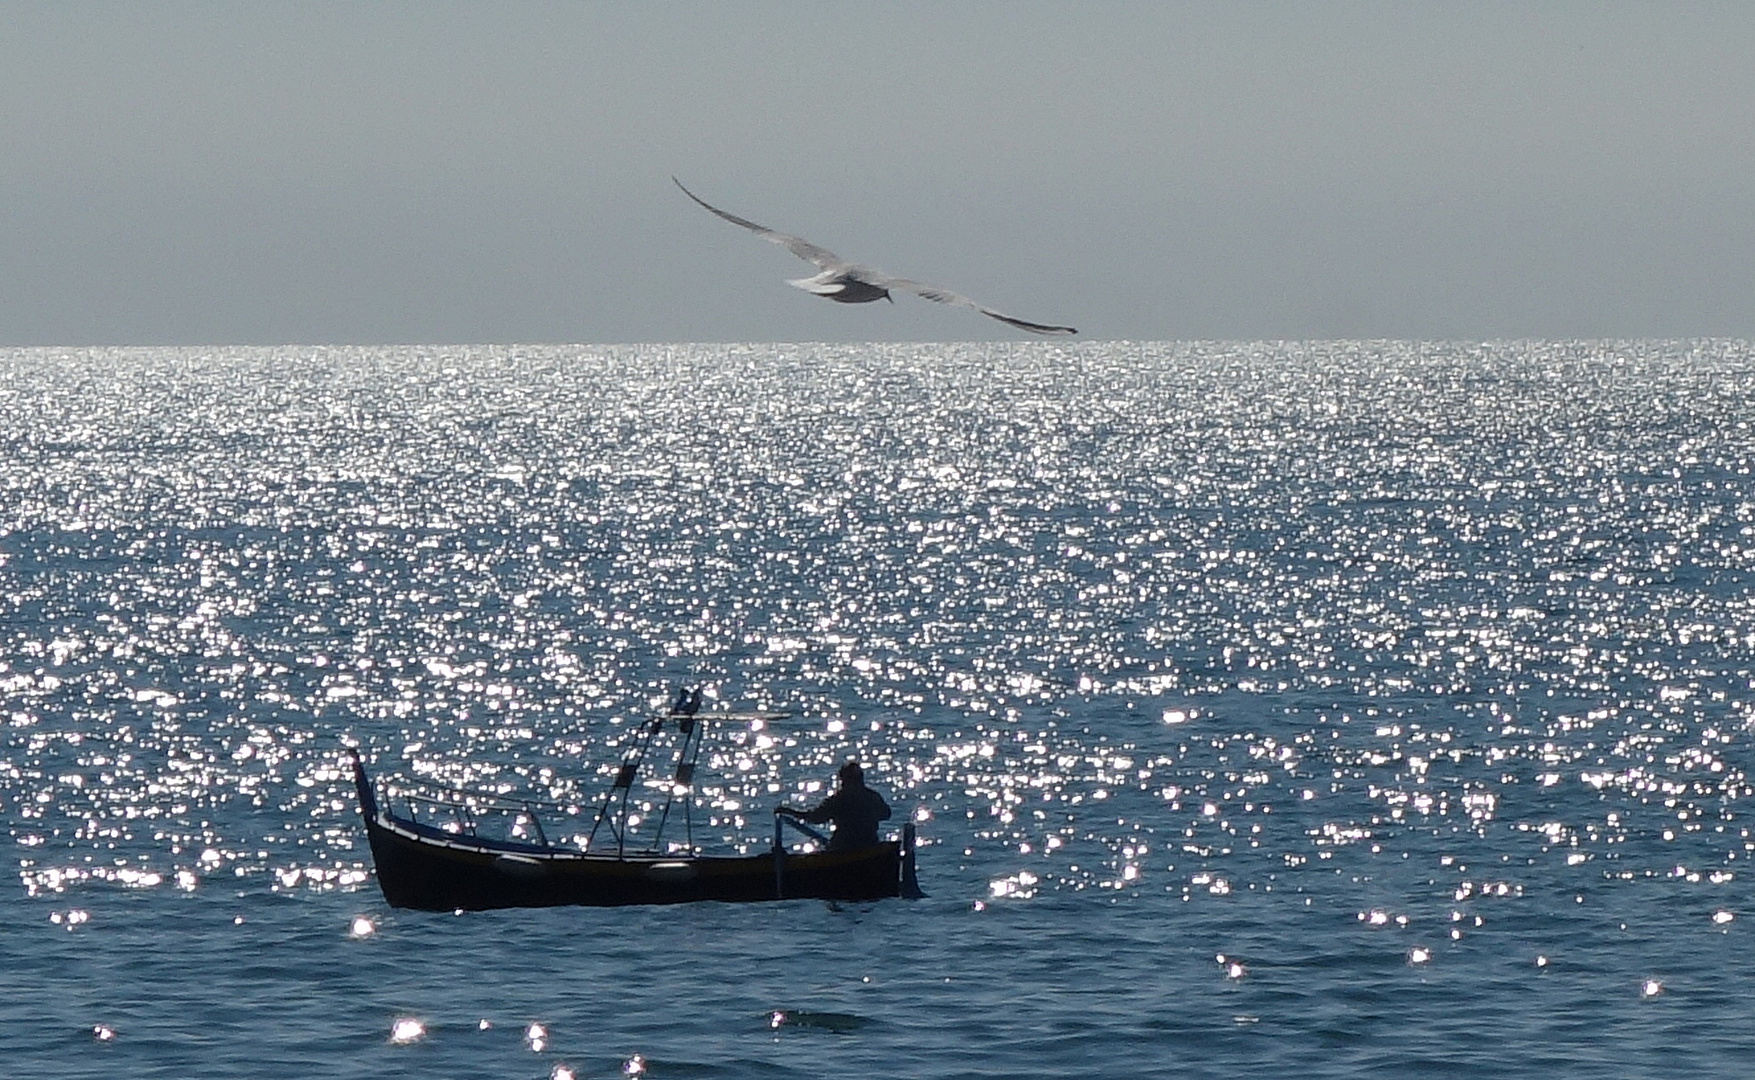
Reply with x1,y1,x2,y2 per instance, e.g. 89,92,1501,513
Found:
348,707,923,910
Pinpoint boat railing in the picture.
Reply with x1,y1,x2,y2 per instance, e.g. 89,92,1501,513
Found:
386,783,586,850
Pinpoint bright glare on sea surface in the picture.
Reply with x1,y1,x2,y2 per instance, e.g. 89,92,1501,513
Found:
3,340,1755,1078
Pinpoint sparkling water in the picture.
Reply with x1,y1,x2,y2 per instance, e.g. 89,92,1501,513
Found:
3,340,1753,1077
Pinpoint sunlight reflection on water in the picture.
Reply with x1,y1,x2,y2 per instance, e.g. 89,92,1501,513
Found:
4,341,1755,1077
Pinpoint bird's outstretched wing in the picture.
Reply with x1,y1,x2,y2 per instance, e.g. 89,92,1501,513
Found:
674,177,844,270
878,276,1078,335
676,177,1078,335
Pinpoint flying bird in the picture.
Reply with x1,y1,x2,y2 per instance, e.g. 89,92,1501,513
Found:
674,178,1076,335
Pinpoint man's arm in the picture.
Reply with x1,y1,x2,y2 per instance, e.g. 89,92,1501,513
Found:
792,790,840,825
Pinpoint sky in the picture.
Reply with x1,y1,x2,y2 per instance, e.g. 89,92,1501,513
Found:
2,1,1753,344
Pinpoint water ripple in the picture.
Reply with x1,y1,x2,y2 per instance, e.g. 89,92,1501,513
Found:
4,341,1755,1077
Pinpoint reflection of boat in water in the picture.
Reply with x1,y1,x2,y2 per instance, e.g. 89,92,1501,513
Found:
349,706,922,910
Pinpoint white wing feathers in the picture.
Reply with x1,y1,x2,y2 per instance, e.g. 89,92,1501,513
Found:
673,178,845,270
675,177,1077,335
877,276,1077,336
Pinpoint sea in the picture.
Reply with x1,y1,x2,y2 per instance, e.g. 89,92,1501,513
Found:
3,340,1754,1078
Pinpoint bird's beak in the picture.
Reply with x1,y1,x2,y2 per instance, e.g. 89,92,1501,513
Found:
884,292,894,303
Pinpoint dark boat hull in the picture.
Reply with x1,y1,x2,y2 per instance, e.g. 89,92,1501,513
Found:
352,755,917,910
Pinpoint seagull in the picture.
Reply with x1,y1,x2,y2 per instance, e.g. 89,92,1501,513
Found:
674,178,1076,335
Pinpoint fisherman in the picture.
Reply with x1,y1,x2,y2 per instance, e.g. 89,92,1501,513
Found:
778,760,892,850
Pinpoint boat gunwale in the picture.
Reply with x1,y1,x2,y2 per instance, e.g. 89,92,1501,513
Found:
370,804,892,868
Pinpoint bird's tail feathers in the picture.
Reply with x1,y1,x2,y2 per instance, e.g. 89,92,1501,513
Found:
787,274,846,295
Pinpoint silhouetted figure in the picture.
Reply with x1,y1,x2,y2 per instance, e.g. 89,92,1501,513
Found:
779,761,892,850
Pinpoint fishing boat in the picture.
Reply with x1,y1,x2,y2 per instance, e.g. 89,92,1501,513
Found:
349,703,922,910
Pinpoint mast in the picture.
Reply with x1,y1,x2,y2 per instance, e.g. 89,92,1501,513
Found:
584,691,789,858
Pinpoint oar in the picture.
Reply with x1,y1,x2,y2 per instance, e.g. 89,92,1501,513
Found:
774,809,831,847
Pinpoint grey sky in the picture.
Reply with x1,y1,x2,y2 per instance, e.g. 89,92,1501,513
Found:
3,2,1752,344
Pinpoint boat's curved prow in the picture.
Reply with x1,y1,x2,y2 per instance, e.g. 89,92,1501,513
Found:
347,748,379,822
